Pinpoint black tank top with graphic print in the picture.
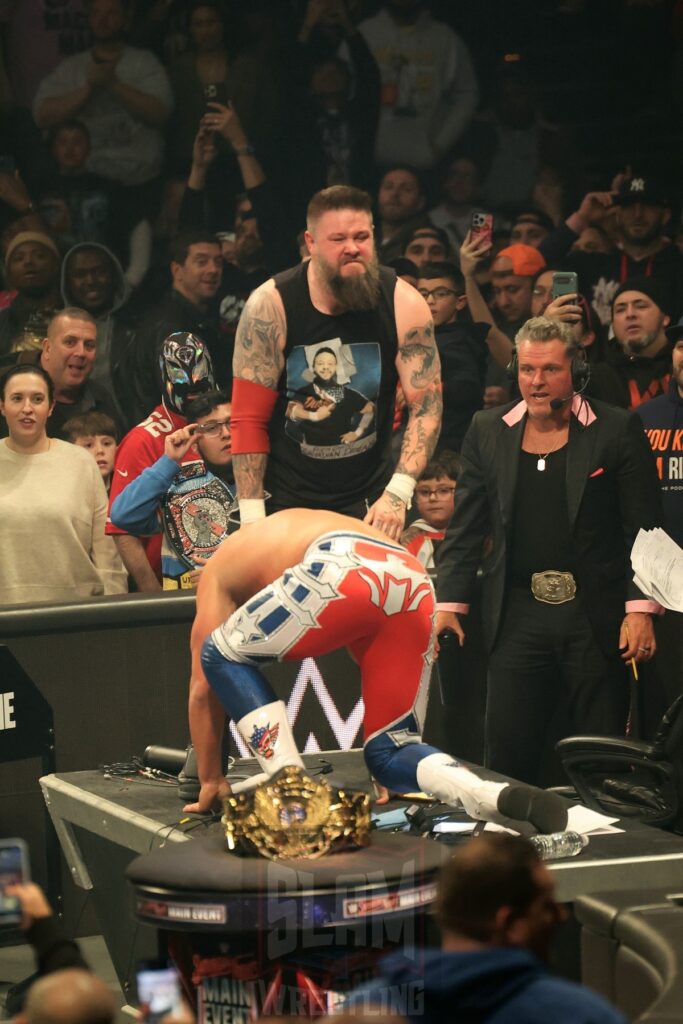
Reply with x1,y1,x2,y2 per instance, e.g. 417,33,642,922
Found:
268,261,398,512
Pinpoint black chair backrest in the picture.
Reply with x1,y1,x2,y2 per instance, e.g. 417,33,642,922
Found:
653,694,683,758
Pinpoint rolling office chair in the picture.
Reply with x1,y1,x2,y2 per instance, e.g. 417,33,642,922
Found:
556,695,683,833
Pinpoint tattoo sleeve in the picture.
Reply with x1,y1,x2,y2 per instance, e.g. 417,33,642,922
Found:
232,453,268,499
233,286,285,388
395,320,442,479
232,286,286,499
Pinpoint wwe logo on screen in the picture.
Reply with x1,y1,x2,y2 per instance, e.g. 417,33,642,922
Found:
229,658,364,756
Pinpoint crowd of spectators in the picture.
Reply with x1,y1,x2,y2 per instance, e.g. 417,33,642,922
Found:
4,837,628,1024
0,2,681,617
3,9,682,1024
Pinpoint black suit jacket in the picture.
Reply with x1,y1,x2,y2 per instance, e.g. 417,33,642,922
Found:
436,398,663,655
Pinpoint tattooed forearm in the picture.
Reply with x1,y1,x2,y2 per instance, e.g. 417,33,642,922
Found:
395,317,442,479
396,388,442,477
233,453,268,499
398,322,439,390
233,286,285,387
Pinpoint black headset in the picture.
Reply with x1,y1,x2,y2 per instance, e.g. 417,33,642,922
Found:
506,346,591,393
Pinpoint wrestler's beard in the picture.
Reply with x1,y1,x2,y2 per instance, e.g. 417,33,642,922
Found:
315,253,381,311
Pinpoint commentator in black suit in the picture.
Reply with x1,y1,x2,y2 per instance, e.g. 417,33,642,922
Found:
435,316,663,786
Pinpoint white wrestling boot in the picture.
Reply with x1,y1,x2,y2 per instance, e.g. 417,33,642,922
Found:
416,752,568,834
236,700,305,779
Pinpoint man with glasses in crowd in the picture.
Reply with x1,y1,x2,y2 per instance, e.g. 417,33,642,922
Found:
416,260,489,451
107,331,218,590
110,389,234,589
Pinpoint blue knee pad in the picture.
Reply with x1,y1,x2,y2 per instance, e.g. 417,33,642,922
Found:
364,714,440,793
201,636,277,720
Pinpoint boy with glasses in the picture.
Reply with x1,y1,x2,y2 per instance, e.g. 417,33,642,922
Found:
110,389,236,589
402,451,460,574
417,261,489,451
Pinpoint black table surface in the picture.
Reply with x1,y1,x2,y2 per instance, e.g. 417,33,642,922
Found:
44,751,683,902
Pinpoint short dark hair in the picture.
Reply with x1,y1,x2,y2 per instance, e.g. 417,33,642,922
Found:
531,266,553,288
169,228,220,266
65,245,116,276
185,388,231,421
417,261,464,292
437,834,542,943
306,186,373,231
386,257,419,278
1,363,55,403
420,449,462,482
441,150,484,181
313,346,337,362
405,226,450,254
512,208,555,234
62,411,119,442
378,164,423,191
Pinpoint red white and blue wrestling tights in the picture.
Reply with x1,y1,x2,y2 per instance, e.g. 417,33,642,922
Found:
201,530,442,792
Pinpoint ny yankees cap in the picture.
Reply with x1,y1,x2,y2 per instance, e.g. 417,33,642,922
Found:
613,175,670,207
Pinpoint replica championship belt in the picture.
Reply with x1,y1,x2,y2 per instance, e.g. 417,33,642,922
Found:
163,462,236,569
222,767,371,861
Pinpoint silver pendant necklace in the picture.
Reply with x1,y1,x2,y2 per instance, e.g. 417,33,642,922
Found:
536,442,565,471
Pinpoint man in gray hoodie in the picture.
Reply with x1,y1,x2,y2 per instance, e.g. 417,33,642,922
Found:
61,241,137,428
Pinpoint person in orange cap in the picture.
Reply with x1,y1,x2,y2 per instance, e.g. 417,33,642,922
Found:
490,243,546,335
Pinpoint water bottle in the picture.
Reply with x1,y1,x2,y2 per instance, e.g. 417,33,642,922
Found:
529,831,588,861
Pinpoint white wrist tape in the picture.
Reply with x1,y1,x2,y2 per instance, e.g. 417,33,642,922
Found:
385,472,416,509
239,498,266,524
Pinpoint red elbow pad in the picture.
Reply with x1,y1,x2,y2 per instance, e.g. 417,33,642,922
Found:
230,378,278,454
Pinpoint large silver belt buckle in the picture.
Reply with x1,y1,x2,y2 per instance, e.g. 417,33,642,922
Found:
531,570,576,604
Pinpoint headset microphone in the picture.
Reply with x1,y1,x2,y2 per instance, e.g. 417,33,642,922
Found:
549,394,573,411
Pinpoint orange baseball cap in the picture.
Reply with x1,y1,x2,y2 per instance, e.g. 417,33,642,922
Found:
495,243,546,277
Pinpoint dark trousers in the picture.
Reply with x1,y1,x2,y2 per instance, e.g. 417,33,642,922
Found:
486,587,629,786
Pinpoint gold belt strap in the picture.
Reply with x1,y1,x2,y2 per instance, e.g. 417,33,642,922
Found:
531,570,577,604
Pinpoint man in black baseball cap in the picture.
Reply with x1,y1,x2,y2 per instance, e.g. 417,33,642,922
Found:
613,174,670,209
554,174,683,329
613,174,672,256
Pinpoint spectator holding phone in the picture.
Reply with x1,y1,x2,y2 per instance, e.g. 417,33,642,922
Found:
428,154,487,258
166,1,279,182
5,883,88,976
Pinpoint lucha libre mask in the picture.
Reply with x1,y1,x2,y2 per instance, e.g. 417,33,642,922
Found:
160,332,216,415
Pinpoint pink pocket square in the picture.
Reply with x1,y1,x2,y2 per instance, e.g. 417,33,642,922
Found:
589,467,605,478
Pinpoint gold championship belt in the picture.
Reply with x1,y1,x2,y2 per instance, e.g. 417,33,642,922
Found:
221,766,371,861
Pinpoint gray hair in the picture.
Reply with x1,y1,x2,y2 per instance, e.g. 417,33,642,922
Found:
514,316,580,358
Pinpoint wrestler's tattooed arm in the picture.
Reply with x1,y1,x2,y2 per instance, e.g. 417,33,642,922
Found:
395,319,443,480
232,282,286,499
364,280,441,539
